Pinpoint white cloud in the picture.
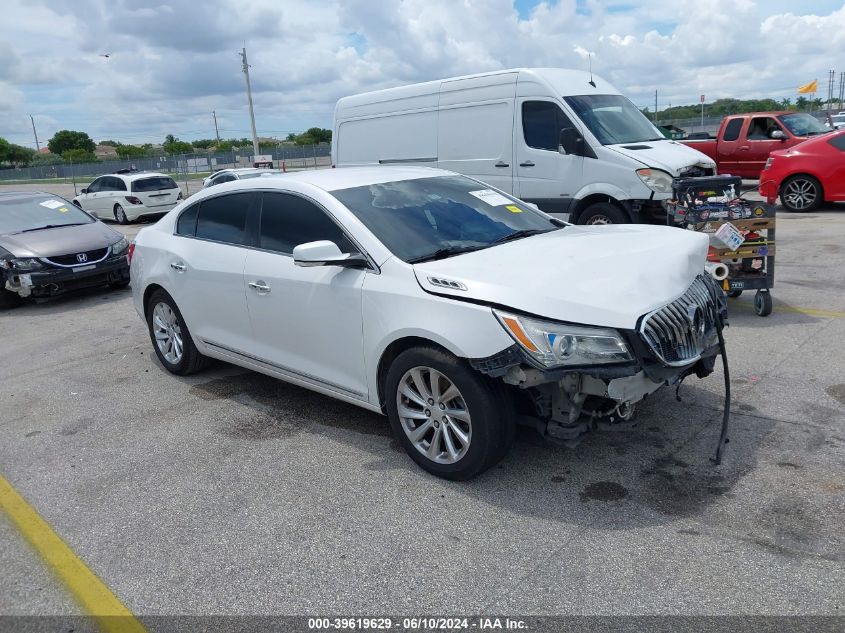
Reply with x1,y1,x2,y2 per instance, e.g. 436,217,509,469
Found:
0,0,843,146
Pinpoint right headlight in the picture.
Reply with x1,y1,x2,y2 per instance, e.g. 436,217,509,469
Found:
493,310,633,368
636,168,673,193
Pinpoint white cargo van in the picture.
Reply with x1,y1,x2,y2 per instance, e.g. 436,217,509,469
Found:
332,68,716,224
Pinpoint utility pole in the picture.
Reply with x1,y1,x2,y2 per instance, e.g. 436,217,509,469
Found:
238,47,260,161
827,69,835,113
653,90,658,122
29,114,40,151
212,110,221,146
838,72,844,111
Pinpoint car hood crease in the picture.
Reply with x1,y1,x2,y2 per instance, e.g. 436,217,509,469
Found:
412,225,709,330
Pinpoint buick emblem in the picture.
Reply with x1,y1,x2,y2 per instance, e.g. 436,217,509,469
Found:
687,305,705,338
76,253,88,263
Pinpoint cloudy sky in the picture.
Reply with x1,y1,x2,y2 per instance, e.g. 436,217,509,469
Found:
1,0,844,147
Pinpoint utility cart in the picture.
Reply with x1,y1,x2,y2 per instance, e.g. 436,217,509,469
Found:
665,175,776,316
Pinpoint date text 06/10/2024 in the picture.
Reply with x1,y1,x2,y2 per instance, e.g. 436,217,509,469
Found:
307,617,528,630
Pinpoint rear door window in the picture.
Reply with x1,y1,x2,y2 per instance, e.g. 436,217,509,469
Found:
195,192,257,245
722,118,743,141
259,192,354,254
132,176,178,192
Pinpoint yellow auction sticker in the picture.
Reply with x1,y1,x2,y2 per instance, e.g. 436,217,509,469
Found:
505,205,522,213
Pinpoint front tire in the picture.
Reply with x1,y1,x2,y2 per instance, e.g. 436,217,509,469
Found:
0,289,23,310
780,175,822,212
385,346,514,480
146,289,208,375
576,202,629,225
114,204,130,225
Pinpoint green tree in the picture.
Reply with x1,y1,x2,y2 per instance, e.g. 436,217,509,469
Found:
285,133,297,142
30,152,63,166
796,96,809,110
47,130,95,155
61,148,98,163
0,137,9,163
162,135,194,155
115,144,147,158
304,127,332,143
191,138,215,149
7,144,35,166
98,140,119,147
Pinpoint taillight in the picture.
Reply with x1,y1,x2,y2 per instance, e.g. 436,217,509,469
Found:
125,196,143,205
127,243,135,265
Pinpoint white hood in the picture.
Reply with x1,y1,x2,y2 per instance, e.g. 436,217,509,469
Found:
413,225,709,330
607,140,715,176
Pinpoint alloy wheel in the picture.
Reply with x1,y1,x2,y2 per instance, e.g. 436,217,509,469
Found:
115,205,128,223
783,178,817,210
396,366,472,464
585,214,612,225
152,302,183,364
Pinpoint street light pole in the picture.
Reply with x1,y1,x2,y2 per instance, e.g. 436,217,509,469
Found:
238,47,260,161
29,114,40,151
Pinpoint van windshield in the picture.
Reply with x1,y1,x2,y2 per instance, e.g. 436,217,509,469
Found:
564,94,664,145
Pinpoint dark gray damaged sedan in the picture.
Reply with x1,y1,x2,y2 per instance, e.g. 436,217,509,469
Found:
0,191,130,308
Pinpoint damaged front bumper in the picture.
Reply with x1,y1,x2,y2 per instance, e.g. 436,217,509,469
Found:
3,256,130,298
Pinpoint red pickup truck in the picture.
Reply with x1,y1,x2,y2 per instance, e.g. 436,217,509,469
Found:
681,112,830,178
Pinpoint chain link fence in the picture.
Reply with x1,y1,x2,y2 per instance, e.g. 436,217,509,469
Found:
0,144,332,182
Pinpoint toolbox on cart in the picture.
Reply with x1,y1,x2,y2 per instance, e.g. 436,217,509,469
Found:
665,175,775,316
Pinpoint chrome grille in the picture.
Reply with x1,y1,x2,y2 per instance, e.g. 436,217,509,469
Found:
639,275,721,366
43,247,110,268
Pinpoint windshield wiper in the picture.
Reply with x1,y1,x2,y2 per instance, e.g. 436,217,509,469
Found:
489,228,552,245
18,223,88,233
406,245,487,264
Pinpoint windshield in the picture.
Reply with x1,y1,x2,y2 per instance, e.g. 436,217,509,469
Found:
564,94,664,145
779,113,829,136
0,195,94,234
331,175,559,263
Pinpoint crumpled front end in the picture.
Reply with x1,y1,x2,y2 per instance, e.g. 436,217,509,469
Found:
471,274,728,445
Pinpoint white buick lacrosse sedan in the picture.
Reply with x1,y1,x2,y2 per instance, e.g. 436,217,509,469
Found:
130,166,727,479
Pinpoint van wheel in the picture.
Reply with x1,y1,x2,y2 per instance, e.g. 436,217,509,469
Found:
385,346,514,480
577,202,629,225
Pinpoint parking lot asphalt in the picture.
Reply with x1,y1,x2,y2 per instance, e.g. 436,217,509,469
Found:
0,182,843,622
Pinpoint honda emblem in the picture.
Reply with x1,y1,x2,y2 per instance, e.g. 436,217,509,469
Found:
76,253,88,263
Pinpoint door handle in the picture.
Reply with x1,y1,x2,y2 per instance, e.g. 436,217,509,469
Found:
248,281,271,293
170,262,186,272
739,146,750,151
519,161,535,167
494,161,509,168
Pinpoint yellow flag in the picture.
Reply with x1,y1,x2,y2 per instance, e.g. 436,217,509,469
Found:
798,79,818,94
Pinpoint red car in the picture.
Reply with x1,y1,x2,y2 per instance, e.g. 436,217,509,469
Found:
759,129,845,211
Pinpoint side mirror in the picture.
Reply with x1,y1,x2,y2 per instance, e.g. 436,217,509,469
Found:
770,130,786,141
559,127,583,155
80,188,88,194
293,240,368,269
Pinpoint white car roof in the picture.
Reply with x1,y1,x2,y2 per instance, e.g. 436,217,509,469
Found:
114,172,173,182
256,166,454,191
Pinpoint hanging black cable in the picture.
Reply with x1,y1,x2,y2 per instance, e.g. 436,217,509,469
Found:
710,324,731,465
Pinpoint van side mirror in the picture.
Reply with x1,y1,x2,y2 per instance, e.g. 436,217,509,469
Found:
293,240,369,269
559,128,583,155
770,130,786,141
80,188,88,194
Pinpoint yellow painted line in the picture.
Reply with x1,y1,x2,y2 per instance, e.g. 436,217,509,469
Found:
0,474,146,633
732,302,845,318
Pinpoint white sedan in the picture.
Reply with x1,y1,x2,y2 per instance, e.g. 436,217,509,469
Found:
130,166,727,479
73,172,182,224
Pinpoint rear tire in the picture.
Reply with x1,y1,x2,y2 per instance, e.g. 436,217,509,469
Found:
780,175,822,212
754,290,773,317
114,204,130,225
576,202,629,225
385,346,514,480
146,289,209,375
727,289,743,298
